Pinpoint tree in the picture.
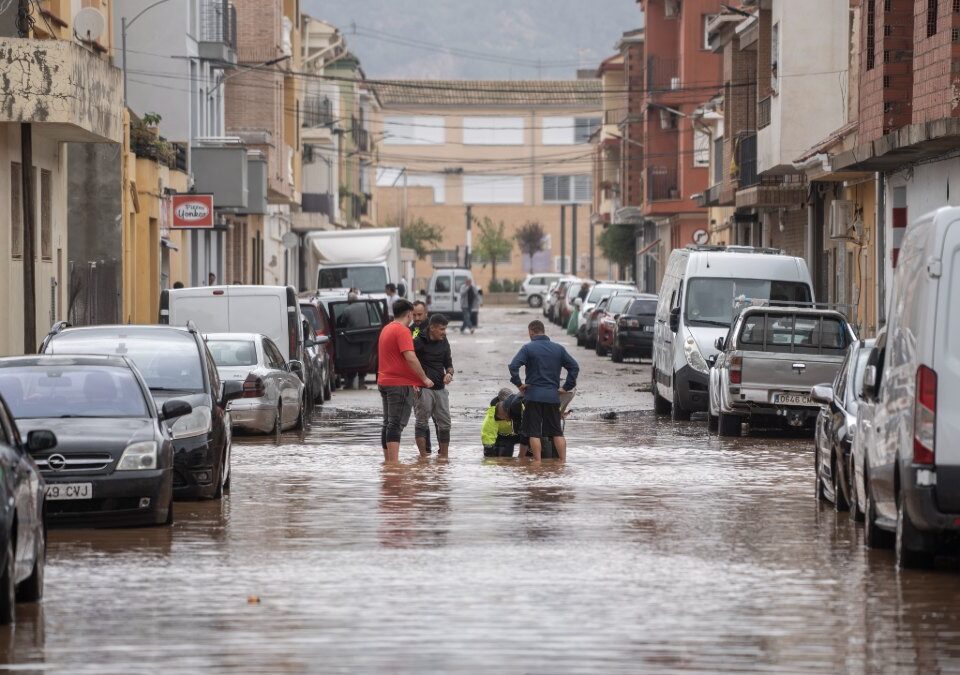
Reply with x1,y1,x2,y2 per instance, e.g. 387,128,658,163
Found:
514,220,547,273
598,223,637,279
392,216,444,259
474,217,513,282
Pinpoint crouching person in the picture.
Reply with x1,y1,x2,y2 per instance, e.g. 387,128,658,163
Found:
414,314,454,457
481,388,528,458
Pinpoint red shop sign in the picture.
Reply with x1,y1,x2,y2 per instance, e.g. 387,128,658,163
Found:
171,194,214,229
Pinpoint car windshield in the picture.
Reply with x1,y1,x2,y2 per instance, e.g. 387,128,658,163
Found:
300,306,321,332
608,296,635,314
207,340,258,367
0,366,149,419
588,285,632,303
685,278,812,327
47,332,204,392
627,299,658,316
319,266,388,295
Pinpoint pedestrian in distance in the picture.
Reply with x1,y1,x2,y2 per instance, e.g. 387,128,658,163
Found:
378,299,434,463
385,283,399,319
208,272,217,286
481,387,528,458
410,300,429,339
173,281,184,289
413,314,455,458
459,278,478,334
508,320,579,462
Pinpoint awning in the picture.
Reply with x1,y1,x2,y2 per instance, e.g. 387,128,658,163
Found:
160,237,179,251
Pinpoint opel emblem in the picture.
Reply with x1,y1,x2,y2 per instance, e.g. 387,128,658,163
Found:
47,454,67,471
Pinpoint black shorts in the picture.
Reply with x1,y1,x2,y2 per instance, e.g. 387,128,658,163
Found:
521,401,563,439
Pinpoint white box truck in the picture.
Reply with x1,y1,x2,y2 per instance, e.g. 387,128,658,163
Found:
304,228,407,299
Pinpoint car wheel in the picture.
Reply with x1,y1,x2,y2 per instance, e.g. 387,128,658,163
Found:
528,295,543,308
0,539,14,626
273,404,282,435
718,412,741,437
671,386,691,422
576,333,584,347
896,498,935,569
849,455,864,523
293,396,305,431
814,447,827,503
864,477,894,549
652,369,671,416
707,413,718,432
611,345,623,363
324,375,332,401
832,451,849,512
164,503,174,525
17,525,43,603
595,340,607,357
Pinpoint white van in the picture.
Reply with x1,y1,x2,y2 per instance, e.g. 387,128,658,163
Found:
160,285,305,364
652,246,814,419
426,268,475,318
856,206,960,568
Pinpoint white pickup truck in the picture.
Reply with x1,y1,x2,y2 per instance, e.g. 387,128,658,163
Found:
708,307,856,436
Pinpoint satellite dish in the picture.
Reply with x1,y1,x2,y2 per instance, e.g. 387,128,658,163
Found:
73,7,105,43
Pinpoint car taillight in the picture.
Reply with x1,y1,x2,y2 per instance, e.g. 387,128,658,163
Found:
913,365,937,465
619,318,640,328
730,355,743,385
243,375,265,398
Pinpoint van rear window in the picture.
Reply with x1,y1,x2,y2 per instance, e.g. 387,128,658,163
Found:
685,278,812,328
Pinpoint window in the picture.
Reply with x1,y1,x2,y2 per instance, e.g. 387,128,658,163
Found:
463,117,523,145
40,169,51,260
928,0,939,37
462,175,524,204
207,340,258,367
702,14,718,49
693,128,710,167
684,278,812,328
10,162,21,259
866,0,877,70
542,117,600,145
375,168,446,203
543,174,591,203
431,251,459,267
0,366,150,419
264,340,286,369
382,116,445,145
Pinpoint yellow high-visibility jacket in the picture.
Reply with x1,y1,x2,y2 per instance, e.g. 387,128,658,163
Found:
481,406,516,447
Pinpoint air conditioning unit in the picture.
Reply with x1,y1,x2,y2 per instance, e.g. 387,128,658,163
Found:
830,200,855,239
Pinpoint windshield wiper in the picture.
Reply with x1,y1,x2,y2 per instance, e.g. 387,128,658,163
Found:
691,319,730,327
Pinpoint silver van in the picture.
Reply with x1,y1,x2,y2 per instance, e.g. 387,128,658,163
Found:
652,246,814,419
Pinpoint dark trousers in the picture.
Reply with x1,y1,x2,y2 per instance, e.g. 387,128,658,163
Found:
379,385,414,448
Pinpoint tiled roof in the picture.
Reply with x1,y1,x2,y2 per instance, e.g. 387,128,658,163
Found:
371,79,603,107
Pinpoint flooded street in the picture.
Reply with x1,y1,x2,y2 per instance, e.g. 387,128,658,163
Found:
4,307,960,673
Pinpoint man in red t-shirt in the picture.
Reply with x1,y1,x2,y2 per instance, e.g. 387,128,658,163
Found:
378,298,434,462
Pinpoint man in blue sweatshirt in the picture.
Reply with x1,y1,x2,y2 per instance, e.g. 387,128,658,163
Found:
508,320,579,462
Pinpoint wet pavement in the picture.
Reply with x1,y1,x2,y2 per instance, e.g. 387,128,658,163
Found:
4,307,960,672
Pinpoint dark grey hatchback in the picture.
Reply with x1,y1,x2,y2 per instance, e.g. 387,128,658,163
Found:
0,355,194,527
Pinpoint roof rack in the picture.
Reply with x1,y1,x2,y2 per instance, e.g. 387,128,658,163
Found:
733,297,856,317
685,244,785,255
46,320,71,337
185,320,199,334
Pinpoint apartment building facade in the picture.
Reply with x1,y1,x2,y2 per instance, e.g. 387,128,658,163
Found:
372,79,606,289
0,0,123,355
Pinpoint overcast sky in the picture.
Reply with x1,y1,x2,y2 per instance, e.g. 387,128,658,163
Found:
301,0,643,80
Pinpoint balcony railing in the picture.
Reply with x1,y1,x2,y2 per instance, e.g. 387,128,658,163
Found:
758,97,772,130
647,165,680,201
713,136,724,185
303,96,334,128
647,56,680,91
201,0,237,49
738,133,758,188
302,193,334,217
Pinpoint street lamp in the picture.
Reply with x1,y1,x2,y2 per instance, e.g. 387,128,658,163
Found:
122,0,179,108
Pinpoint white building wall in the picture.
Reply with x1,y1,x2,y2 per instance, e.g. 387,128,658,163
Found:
758,0,849,174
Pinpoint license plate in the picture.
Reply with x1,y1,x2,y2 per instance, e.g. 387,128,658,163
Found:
45,483,93,501
773,393,813,406
643,326,654,333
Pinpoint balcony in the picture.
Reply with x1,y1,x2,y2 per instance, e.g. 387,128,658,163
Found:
647,56,680,91
737,133,758,188
302,193,335,217
647,165,680,201
199,0,238,66
0,38,122,143
736,175,806,209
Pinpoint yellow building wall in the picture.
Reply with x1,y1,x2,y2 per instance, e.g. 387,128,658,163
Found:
844,180,877,337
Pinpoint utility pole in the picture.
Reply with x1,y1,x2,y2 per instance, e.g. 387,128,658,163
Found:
465,204,473,268
571,204,578,277
560,205,566,274
21,122,36,353
589,215,596,280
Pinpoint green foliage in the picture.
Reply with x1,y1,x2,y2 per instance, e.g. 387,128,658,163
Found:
598,223,637,269
474,217,513,280
514,220,547,271
393,217,444,259
488,279,503,292
142,112,163,127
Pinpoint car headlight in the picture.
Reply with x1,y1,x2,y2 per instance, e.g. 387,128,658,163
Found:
684,336,709,375
169,405,212,439
117,441,158,471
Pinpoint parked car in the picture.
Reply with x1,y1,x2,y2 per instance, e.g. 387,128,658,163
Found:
426,268,474,319
206,334,307,434
708,307,854,436
160,285,312,402
0,391,50,624
595,293,642,357
853,206,960,568
610,295,659,363
559,278,589,329
309,291,386,388
583,295,612,350
41,324,242,500
811,339,875,512
576,282,635,346
519,273,564,308
654,245,814,420
300,319,331,404
299,299,336,395
0,355,193,527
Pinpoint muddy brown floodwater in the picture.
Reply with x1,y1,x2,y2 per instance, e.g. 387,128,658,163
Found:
3,307,960,673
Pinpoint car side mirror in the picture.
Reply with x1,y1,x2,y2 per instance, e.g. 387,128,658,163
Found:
862,365,878,399
707,354,718,368
288,360,304,378
221,381,244,405
26,429,57,453
714,336,726,351
669,307,680,333
160,399,193,422
810,384,834,405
